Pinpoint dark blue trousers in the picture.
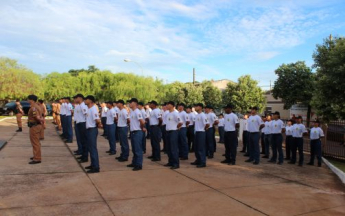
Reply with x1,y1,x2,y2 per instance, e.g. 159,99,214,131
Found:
141,129,146,153
218,126,224,143
178,127,188,158
206,128,215,157
61,115,66,137
101,117,107,136
242,131,249,152
107,124,116,153
309,139,322,165
86,127,99,169
249,132,260,163
291,137,304,165
194,132,206,165
74,122,82,154
224,131,238,163
118,127,129,159
66,115,73,142
150,125,161,160
187,125,195,151
271,134,284,163
131,130,144,167
76,122,88,160
285,135,293,159
146,121,150,138
264,134,271,157
166,130,179,166
161,125,167,152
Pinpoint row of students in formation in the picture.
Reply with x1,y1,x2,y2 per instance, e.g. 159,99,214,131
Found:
52,94,325,173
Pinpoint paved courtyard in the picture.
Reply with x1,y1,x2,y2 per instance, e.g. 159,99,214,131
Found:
0,118,345,216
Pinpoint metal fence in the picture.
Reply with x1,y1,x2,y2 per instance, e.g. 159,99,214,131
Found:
322,120,345,160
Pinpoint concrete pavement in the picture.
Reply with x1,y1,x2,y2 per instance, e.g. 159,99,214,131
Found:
0,119,345,216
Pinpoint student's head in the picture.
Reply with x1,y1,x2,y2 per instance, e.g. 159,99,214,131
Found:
15,99,20,105
117,100,125,109
205,105,213,113
272,111,280,120
128,98,139,109
38,99,44,104
219,114,224,119
149,101,158,109
106,101,113,109
266,114,271,121
166,101,175,110
313,120,320,127
186,106,192,113
138,102,144,109
178,103,185,111
297,116,303,123
74,94,84,104
84,95,95,105
250,106,258,115
194,103,204,112
223,104,233,114
287,120,292,126
27,95,38,104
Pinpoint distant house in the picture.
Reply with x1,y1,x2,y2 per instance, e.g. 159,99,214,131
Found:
210,79,234,91
264,91,290,119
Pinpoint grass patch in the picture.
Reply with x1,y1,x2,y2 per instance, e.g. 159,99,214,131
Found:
0,116,7,119
326,158,345,173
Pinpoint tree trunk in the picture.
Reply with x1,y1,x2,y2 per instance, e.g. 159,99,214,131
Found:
306,105,312,127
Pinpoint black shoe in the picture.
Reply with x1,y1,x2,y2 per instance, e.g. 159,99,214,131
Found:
268,160,276,163
16,128,22,132
74,152,81,156
222,154,226,156
180,157,188,160
30,157,34,160
106,150,111,153
229,162,236,165
253,162,259,165
262,156,269,158
221,160,230,164
307,162,314,166
245,159,253,163
277,162,283,165
101,134,106,136
109,152,116,155
86,169,100,173
208,156,214,159
85,165,94,170
151,158,161,162
244,154,250,157
260,152,265,155
133,166,142,171
78,159,88,163
197,164,206,168
115,156,122,160
288,161,295,164
161,150,165,152
239,150,245,153
127,164,135,167
164,163,173,167
318,164,322,167
147,156,154,159
118,158,128,162
170,165,180,169
191,161,199,165
298,164,303,167
29,160,41,164
66,141,73,143
284,158,290,160
76,156,83,160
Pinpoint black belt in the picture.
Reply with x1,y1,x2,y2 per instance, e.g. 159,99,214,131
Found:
250,132,259,134
225,131,236,133
150,125,159,127
286,135,292,137
294,137,303,139
311,138,321,141
195,131,205,133
166,130,177,133
76,122,86,124
28,122,40,127
131,130,141,133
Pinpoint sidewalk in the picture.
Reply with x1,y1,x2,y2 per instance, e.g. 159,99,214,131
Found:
0,119,345,216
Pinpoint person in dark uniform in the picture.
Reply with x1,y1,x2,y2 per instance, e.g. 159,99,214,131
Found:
14,99,24,132
307,120,324,167
148,100,162,161
186,106,196,151
284,120,294,160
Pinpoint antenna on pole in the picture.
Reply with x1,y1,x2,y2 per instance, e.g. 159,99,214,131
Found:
193,68,196,85
270,80,272,92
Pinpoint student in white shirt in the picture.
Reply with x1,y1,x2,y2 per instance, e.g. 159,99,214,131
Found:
178,103,190,160
160,103,169,153
289,116,308,166
285,120,294,160
186,106,196,152
138,102,148,154
217,114,225,143
263,115,272,159
148,100,162,161
59,97,67,139
84,95,102,173
191,103,210,168
307,120,325,167
269,112,286,165
246,106,265,165
205,105,218,159
64,97,74,143
145,104,152,139
241,112,250,154
100,103,108,137
73,94,88,163
116,100,130,162
105,102,117,155
221,104,240,165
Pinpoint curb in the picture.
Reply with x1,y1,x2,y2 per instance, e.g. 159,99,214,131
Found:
0,116,53,122
323,157,345,184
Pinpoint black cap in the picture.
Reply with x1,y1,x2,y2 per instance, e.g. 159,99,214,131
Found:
85,95,96,102
117,99,125,104
27,95,38,102
178,103,186,107
194,103,204,108
273,111,280,116
250,106,258,110
149,100,158,105
127,98,138,103
74,94,84,99
223,104,233,109
205,105,213,109
167,101,175,106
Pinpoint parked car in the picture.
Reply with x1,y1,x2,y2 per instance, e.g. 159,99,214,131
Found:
0,101,31,116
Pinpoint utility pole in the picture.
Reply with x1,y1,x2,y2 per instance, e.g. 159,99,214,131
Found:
193,68,196,85
269,80,272,92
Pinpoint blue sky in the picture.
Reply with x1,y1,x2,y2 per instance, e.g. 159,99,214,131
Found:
1,0,345,89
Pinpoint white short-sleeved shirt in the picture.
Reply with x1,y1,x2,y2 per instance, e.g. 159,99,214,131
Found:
271,119,285,134
194,112,209,132
106,107,117,125
150,108,162,126
224,113,239,132
86,106,100,129
114,107,120,114
310,127,324,140
292,123,307,138
206,112,217,128
218,118,224,127
101,107,108,117
243,119,248,131
178,110,189,128
145,108,152,119
74,102,88,123
118,108,129,127
65,103,73,116
285,125,293,136
130,108,143,131
165,111,182,131
162,110,169,125
247,115,264,133
188,112,196,126
140,108,147,119
264,121,272,134
60,103,66,115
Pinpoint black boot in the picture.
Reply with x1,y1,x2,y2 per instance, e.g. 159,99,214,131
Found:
16,127,22,132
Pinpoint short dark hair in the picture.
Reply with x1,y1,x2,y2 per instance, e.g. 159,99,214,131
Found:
16,99,20,102
38,99,44,104
27,95,38,102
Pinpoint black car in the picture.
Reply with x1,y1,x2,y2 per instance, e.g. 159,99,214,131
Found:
0,101,31,116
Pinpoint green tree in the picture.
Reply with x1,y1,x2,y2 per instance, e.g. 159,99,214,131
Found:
223,75,265,113
0,57,42,99
42,72,78,100
68,65,99,76
312,36,345,120
201,81,222,109
272,61,315,124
